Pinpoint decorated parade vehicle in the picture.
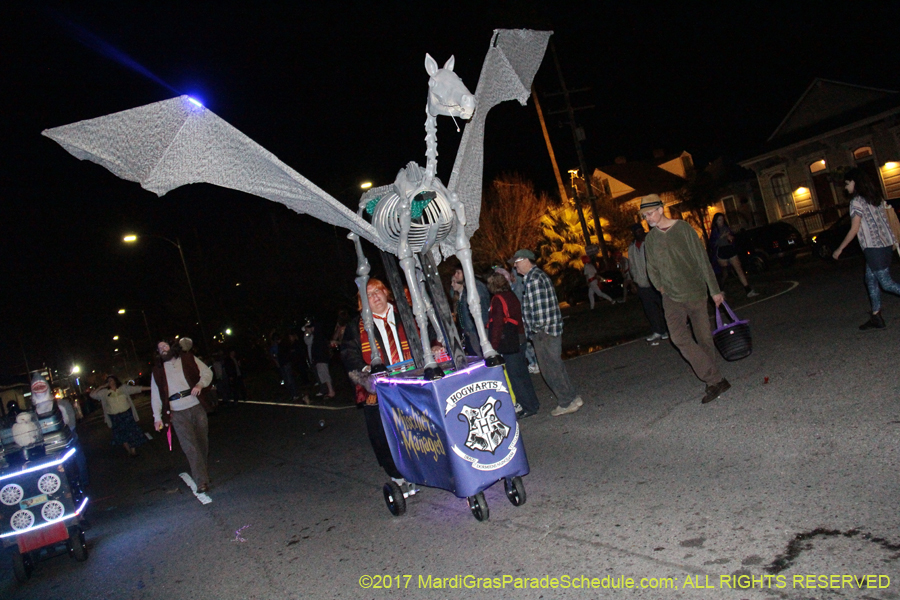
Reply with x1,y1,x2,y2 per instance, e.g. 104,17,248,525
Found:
0,375,88,582
43,29,551,521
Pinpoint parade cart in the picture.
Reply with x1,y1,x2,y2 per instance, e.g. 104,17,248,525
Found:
0,408,89,582
375,358,528,521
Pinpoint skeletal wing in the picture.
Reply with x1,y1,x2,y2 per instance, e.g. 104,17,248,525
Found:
43,96,383,249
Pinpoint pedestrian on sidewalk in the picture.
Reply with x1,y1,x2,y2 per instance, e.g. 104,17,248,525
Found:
627,223,669,344
641,195,731,404
510,249,584,417
832,167,900,330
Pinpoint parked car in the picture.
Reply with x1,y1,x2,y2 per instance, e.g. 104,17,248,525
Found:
733,221,806,272
810,213,860,259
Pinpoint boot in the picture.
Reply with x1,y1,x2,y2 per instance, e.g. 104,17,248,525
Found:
859,311,886,331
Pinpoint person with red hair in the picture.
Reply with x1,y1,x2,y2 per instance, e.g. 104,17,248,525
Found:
341,278,417,497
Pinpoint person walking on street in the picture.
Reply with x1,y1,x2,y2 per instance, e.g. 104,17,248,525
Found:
451,267,491,358
151,339,214,493
91,375,150,457
581,255,615,309
628,223,669,344
510,249,584,416
487,272,540,418
641,194,731,404
832,167,900,330
709,213,758,298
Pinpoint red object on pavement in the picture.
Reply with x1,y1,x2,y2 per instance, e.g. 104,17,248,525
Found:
764,376,769,384
17,521,68,553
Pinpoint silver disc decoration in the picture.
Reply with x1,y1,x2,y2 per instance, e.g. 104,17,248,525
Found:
41,500,65,521
38,473,62,495
0,484,24,506
10,509,35,531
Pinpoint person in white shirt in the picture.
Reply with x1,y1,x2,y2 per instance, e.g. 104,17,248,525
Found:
581,255,614,309
150,340,214,493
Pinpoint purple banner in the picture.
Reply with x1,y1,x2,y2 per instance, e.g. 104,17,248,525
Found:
375,361,529,498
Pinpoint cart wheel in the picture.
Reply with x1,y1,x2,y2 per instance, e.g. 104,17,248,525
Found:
11,549,32,582
68,526,88,562
382,482,406,517
503,476,526,506
467,492,489,521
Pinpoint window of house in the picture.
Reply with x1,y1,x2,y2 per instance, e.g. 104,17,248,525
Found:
853,146,873,160
770,173,795,216
809,159,827,173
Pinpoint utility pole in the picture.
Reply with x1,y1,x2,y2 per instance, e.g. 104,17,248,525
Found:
531,86,570,210
545,41,608,258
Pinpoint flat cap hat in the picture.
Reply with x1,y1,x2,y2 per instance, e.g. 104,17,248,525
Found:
508,248,536,264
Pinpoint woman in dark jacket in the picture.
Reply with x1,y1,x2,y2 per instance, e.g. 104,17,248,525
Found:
487,272,539,418
709,213,758,298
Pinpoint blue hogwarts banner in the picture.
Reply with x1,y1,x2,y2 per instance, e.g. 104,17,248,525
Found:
375,361,529,498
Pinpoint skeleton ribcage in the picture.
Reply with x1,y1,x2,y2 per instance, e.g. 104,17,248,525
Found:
364,186,455,254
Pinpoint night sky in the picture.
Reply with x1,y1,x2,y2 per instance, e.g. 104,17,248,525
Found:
2,2,899,381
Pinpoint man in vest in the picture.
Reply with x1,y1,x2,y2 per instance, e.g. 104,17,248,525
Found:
151,339,214,493
341,278,417,497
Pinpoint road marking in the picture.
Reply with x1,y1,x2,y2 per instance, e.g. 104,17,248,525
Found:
179,473,212,504
240,400,356,410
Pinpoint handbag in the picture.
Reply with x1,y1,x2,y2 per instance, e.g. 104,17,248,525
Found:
884,203,900,259
712,300,752,361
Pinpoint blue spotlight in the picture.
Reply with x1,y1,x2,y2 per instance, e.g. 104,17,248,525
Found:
187,97,204,108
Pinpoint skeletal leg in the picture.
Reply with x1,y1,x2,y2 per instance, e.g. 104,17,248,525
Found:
448,192,498,359
396,194,438,372
348,230,383,370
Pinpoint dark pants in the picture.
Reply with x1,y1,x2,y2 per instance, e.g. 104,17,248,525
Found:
531,330,577,408
662,295,722,386
503,345,540,414
170,404,210,487
364,404,401,479
637,285,667,335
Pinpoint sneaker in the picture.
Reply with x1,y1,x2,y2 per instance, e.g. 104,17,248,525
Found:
646,332,663,342
747,289,760,298
701,379,731,404
859,311,886,331
550,396,583,417
515,403,525,416
661,333,669,340
528,363,540,374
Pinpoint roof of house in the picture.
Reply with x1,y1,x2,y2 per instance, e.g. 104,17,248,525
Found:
593,161,686,203
769,78,898,142
743,79,900,165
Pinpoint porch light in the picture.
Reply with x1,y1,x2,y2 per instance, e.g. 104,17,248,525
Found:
885,162,899,170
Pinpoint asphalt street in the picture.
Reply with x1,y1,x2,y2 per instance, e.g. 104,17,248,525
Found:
2,256,898,599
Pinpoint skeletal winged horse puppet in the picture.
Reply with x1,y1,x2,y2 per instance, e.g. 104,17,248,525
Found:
43,30,551,377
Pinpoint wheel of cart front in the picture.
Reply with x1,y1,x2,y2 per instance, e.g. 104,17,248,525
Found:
382,482,407,517
503,476,526,506
10,548,33,582
67,525,88,561
467,492,489,521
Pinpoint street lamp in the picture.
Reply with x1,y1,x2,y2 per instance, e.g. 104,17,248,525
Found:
123,233,209,353
117,308,154,348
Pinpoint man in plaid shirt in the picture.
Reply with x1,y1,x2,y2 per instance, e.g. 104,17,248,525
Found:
510,249,583,416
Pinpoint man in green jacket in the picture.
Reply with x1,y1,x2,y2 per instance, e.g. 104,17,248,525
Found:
641,194,731,404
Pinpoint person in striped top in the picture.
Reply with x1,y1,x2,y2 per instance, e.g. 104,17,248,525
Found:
832,167,900,330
